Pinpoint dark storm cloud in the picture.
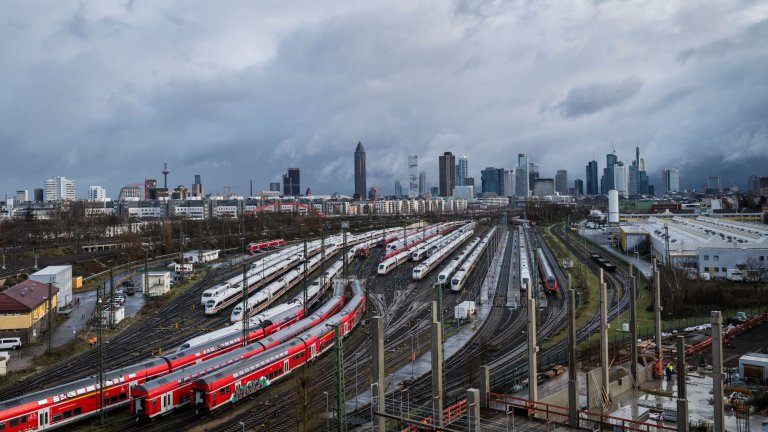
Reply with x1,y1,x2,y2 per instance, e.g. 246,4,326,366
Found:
556,77,643,119
0,1,766,197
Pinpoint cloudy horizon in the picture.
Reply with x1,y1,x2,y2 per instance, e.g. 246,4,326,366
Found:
1,0,767,198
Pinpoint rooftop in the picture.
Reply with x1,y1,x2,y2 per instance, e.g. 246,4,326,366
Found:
0,280,58,312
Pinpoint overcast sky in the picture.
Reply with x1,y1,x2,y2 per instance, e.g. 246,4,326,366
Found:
1,0,767,198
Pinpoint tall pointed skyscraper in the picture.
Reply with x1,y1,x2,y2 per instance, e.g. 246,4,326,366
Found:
354,142,367,200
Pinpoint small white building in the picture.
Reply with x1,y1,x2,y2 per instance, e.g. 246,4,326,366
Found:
101,305,125,326
142,271,171,297
182,250,220,263
30,265,73,310
739,353,768,384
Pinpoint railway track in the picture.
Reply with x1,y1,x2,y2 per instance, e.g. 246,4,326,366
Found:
0,265,245,400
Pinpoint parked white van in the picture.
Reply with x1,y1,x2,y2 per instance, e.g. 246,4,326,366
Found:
0,337,22,350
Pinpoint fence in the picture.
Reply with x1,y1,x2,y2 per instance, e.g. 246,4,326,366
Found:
489,393,678,432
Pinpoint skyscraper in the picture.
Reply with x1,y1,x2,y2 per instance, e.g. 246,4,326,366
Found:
555,170,568,194
504,170,515,197
586,161,598,195
574,179,584,195
192,174,203,197
662,169,680,194
748,175,759,194
354,142,366,200
707,176,721,193
269,182,281,192
481,167,501,196
394,180,403,198
419,171,427,195
438,152,456,197
601,153,618,194
515,154,529,198
283,168,300,196
528,162,539,193
408,155,419,198
613,162,628,196
456,155,469,187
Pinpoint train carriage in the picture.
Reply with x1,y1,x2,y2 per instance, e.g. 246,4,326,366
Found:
536,248,559,294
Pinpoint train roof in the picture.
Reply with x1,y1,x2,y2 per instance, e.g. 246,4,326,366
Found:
166,332,244,363
194,340,301,386
138,343,266,393
0,357,168,410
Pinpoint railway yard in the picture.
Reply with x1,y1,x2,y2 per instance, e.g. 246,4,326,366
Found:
0,217,766,431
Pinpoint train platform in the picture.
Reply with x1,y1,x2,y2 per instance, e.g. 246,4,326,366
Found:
346,230,510,412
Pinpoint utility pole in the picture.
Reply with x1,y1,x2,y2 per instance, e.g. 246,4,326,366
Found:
97,282,105,424
242,263,249,347
144,247,149,297
330,322,346,432
303,237,308,313
109,266,115,329
342,221,349,278
47,280,54,354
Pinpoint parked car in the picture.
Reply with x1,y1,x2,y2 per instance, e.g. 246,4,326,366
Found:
0,337,22,350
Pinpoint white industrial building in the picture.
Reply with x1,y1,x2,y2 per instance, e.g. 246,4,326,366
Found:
625,216,768,280
142,271,171,297
29,265,73,310
182,250,220,263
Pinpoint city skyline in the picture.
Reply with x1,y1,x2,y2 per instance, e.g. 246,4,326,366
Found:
1,2,767,197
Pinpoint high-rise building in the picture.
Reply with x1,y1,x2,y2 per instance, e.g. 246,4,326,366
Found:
44,176,75,201
354,142,366,200
269,182,281,192
88,186,107,202
481,167,501,196
586,160,598,195
456,155,469,187
438,152,456,197
555,170,568,194
515,154,529,198
707,176,721,193
601,153,618,194
192,175,203,197
533,179,555,197
528,162,539,193
283,168,300,196
144,179,157,200
33,188,44,202
394,180,403,198
748,175,759,194
504,170,515,197
419,171,427,195
662,169,680,194
14,190,28,203
408,155,419,198
637,171,649,195
430,186,439,196
465,177,475,188
613,162,628,196
574,179,584,195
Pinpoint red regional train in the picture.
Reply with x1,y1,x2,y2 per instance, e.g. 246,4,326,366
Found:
130,281,347,419
0,281,338,431
536,248,559,294
247,239,286,255
192,280,366,412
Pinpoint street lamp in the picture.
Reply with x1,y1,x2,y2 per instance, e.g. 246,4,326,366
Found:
238,421,245,432
322,391,330,431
